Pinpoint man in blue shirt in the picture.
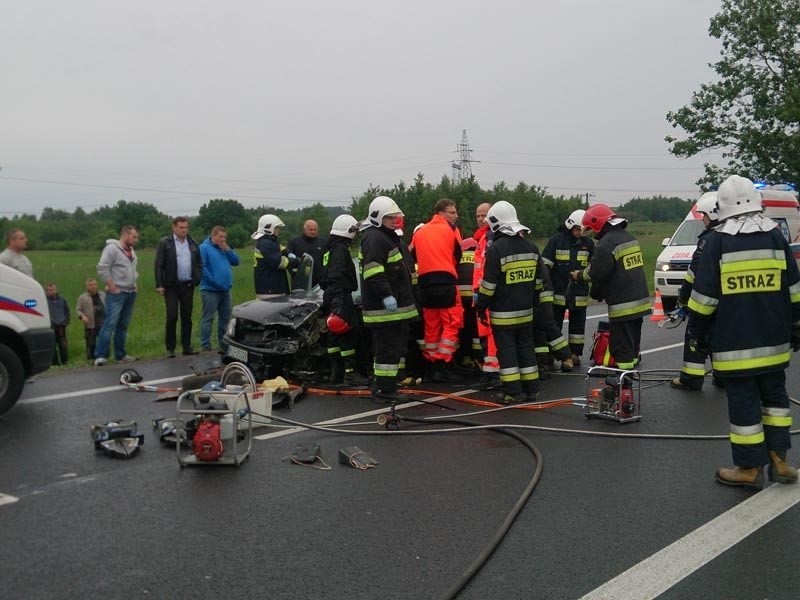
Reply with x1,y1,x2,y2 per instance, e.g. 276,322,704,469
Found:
199,226,240,353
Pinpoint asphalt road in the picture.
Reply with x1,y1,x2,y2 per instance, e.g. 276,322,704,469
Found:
2,307,800,600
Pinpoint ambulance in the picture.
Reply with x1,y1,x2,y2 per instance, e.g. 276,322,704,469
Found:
654,185,800,312
0,264,54,415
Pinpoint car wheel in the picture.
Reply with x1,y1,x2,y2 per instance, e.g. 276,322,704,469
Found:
0,343,26,416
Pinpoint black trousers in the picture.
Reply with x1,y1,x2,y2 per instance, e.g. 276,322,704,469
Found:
52,325,68,365
84,327,99,360
164,283,195,352
553,304,588,356
370,321,409,393
493,325,538,396
608,318,642,369
718,370,790,467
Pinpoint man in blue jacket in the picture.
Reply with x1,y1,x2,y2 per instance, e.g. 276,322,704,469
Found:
199,226,240,353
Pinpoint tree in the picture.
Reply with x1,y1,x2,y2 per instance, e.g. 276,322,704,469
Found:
194,199,248,237
666,0,800,187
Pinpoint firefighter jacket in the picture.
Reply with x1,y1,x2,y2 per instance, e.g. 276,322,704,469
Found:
359,225,419,326
254,234,295,295
579,225,650,322
457,245,476,300
412,214,462,308
320,235,358,323
678,229,712,306
688,226,800,376
541,227,593,309
476,232,544,329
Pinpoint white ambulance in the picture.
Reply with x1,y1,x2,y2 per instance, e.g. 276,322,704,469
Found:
654,185,800,311
0,264,54,415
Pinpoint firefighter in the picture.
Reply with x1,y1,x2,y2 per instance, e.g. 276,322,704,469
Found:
542,209,594,364
571,204,650,370
476,201,543,403
252,214,299,297
670,192,719,391
534,266,573,378
411,198,464,382
359,196,419,403
320,214,370,387
456,236,481,369
688,175,799,488
473,203,500,387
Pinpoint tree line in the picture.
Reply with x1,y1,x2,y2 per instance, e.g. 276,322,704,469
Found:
1,175,694,251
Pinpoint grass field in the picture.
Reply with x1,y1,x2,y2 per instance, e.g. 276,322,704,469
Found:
26,220,680,370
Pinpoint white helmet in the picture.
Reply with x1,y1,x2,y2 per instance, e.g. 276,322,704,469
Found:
565,209,586,230
251,214,285,239
694,191,719,222
330,214,359,239
486,201,530,235
716,175,762,221
366,196,403,227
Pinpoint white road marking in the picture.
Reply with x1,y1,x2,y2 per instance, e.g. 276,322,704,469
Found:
18,376,183,405
0,493,20,506
579,482,800,600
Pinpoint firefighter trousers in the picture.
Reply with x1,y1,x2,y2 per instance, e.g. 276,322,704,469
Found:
370,322,409,394
608,318,642,370
493,325,538,396
718,370,791,468
553,304,587,356
678,324,706,389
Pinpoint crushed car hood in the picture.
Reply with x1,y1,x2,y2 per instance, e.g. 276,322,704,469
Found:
232,290,323,328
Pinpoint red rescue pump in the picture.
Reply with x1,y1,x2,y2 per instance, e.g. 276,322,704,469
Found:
192,419,224,461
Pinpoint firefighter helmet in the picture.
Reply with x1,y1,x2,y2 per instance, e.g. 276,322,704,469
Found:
367,196,403,227
486,201,530,235
565,209,586,230
330,214,359,239
582,204,617,234
327,313,351,335
716,175,762,221
695,192,719,222
251,214,286,239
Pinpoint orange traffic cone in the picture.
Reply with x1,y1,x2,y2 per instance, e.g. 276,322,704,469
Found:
651,290,665,321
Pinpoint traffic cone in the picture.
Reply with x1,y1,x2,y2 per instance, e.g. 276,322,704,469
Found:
651,290,665,321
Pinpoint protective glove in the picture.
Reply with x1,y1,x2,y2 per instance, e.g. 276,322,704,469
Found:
286,254,300,269
476,305,489,326
688,335,709,356
668,306,688,321
792,325,800,352
382,296,398,312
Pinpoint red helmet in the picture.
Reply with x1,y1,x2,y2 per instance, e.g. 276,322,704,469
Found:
582,203,617,234
326,314,351,335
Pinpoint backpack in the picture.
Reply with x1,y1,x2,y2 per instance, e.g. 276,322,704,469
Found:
590,321,616,367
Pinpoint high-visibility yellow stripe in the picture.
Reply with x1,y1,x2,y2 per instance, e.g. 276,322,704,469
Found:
730,431,765,445
762,415,792,427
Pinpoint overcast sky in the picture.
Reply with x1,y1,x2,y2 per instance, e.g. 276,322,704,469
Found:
1,0,725,218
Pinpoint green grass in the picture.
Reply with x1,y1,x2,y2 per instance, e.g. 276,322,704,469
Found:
30,249,256,370
27,220,682,369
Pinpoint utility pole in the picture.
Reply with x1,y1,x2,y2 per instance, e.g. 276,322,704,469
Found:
584,192,594,208
451,129,479,184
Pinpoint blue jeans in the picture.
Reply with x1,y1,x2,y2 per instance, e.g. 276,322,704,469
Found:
95,291,137,360
200,290,232,350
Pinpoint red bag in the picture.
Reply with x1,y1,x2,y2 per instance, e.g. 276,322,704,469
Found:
590,321,616,367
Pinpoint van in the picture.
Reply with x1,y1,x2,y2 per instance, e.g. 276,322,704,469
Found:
0,264,54,415
654,186,800,311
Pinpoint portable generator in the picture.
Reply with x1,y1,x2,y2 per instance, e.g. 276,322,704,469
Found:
585,366,641,423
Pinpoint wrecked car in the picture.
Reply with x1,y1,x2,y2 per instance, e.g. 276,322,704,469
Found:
222,255,365,381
